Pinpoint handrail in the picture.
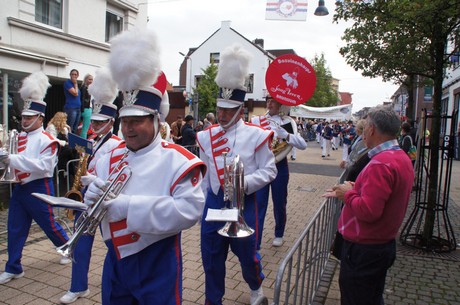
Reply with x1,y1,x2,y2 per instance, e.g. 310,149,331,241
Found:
272,195,342,305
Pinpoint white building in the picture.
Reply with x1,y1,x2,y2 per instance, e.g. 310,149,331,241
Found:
178,20,298,119
0,0,148,128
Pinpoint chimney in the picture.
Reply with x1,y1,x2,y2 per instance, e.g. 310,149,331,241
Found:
221,20,231,29
253,38,264,49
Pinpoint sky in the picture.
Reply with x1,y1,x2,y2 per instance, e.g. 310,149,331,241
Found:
146,0,399,112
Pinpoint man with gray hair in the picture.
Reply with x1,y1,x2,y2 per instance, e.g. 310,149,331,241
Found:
203,112,215,129
323,105,414,305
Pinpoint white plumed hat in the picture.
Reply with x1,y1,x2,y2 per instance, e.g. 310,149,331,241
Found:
88,67,118,121
215,44,252,108
109,28,168,118
19,71,50,116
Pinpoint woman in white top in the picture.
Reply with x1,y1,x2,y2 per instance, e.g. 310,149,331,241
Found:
46,111,70,147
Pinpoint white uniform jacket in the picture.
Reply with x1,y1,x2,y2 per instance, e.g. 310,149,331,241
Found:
88,133,122,172
9,127,58,184
92,135,206,259
196,119,277,196
251,114,307,150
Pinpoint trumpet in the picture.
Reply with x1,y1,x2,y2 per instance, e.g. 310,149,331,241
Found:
57,162,132,260
0,125,20,183
218,153,254,238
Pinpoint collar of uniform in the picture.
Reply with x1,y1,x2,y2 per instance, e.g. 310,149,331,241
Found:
220,118,243,133
368,139,400,158
26,126,44,135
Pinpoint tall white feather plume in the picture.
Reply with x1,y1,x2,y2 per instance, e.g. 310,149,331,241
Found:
19,71,50,101
215,44,252,90
88,67,118,104
109,28,162,91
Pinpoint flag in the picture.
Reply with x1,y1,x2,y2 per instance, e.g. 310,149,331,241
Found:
265,0,308,21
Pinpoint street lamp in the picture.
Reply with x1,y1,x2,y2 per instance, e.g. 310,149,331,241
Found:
179,52,199,126
314,0,329,16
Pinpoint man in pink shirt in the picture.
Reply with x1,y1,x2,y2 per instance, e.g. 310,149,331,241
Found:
324,105,414,305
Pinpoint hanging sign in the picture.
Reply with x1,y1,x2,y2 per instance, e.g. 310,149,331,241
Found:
265,54,316,106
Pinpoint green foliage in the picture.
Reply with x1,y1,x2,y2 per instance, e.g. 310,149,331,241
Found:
334,0,460,83
333,0,460,249
307,53,340,107
194,63,219,120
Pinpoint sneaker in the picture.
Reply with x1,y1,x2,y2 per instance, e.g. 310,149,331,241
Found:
290,156,296,160
272,237,283,247
0,271,25,284
59,289,90,304
322,155,325,158
60,256,72,265
250,287,267,305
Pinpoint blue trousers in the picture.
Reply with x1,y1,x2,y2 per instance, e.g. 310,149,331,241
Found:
201,189,264,305
102,235,183,305
69,210,94,292
339,239,396,305
65,108,81,134
256,158,289,250
5,178,69,274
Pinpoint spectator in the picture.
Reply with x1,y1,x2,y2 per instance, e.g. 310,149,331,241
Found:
79,74,93,139
181,114,197,152
170,115,183,144
203,112,215,129
63,69,81,133
323,106,414,305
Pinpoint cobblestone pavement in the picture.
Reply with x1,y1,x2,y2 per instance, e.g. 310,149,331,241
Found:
1,141,459,305
0,141,342,305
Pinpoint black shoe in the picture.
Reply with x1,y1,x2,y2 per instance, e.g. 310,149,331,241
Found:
290,156,296,160
322,155,325,158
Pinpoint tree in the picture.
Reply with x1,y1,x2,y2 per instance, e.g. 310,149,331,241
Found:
194,63,219,119
334,0,460,250
306,53,340,107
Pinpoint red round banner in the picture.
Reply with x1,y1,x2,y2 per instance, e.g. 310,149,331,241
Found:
265,54,316,106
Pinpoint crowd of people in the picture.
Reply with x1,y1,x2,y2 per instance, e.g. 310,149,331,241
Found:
0,28,417,305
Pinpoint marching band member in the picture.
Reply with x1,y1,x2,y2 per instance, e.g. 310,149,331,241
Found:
84,28,206,304
0,72,70,285
197,44,277,305
60,67,122,304
251,97,307,248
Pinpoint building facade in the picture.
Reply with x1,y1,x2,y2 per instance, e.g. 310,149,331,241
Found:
0,0,148,129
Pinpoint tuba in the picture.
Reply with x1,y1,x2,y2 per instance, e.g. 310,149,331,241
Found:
57,156,132,260
218,153,254,238
268,115,298,163
0,125,20,183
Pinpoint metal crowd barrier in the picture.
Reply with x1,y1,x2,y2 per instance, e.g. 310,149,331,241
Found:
272,196,341,305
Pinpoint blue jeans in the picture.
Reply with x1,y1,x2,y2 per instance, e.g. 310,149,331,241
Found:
65,108,81,134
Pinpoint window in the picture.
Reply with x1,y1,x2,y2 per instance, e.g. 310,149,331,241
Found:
35,0,62,28
424,86,433,102
106,11,123,42
210,53,220,64
245,74,254,93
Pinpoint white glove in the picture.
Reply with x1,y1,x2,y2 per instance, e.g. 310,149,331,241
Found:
275,126,289,140
81,173,97,187
83,177,108,206
103,194,130,222
0,152,9,170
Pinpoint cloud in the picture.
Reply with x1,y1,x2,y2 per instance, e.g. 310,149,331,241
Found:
147,0,398,112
